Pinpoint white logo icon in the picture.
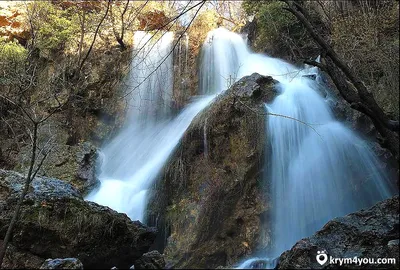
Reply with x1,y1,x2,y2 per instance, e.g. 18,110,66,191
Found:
316,250,328,265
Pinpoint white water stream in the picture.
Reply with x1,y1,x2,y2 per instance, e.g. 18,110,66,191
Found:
87,32,215,221
87,28,395,269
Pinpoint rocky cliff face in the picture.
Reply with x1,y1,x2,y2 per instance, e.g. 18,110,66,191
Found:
0,169,156,269
278,196,399,269
146,73,278,269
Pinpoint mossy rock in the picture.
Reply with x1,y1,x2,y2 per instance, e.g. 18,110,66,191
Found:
0,169,157,269
146,73,277,268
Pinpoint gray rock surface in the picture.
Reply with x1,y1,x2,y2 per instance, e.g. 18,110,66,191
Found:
14,141,99,195
134,250,165,269
278,196,399,269
0,169,157,269
40,258,84,269
146,73,277,268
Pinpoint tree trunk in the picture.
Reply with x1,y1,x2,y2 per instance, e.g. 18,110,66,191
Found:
0,123,38,267
283,0,399,160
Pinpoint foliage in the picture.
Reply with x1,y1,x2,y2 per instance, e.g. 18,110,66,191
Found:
242,0,269,16
256,1,294,39
189,8,219,49
0,40,27,62
0,41,28,88
330,2,399,116
0,40,27,70
242,0,318,61
27,2,78,55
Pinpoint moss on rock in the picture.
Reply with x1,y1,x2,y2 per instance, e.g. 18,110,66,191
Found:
146,73,277,268
0,169,157,269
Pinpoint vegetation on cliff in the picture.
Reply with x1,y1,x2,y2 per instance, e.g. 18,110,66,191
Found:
0,1,398,269
243,0,399,162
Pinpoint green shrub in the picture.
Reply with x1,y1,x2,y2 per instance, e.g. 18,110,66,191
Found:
37,14,76,52
242,0,317,60
0,40,27,84
0,40,27,63
28,2,78,56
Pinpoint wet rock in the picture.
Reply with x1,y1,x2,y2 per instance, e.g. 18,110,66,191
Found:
241,19,257,48
278,196,399,269
147,73,277,268
0,169,157,269
134,250,165,269
40,258,83,269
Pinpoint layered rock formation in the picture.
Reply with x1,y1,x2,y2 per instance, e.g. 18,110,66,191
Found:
15,142,99,195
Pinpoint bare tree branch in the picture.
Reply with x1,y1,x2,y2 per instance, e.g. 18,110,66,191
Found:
282,0,399,159
78,0,112,73
123,0,207,98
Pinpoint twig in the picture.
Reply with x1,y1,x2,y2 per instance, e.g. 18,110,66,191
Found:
235,96,322,138
122,0,206,98
78,0,111,73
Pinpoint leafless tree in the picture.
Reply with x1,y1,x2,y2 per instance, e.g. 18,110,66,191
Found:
282,0,399,160
0,45,67,265
0,94,65,266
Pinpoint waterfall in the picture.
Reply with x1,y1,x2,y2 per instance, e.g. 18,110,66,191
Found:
86,31,215,221
173,32,190,108
267,77,395,259
198,28,249,94
86,29,248,223
195,29,395,269
86,27,395,268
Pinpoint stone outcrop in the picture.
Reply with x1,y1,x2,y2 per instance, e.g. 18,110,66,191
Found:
40,258,84,269
133,250,165,269
14,142,99,195
0,169,157,269
0,2,30,45
278,196,399,269
146,73,278,268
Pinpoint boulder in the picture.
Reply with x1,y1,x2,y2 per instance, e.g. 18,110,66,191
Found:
278,196,399,269
40,258,83,269
146,73,278,268
14,141,99,195
0,169,157,269
133,250,165,269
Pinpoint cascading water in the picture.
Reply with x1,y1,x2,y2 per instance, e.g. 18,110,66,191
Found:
86,31,215,221
195,28,395,269
86,27,395,268
267,77,395,260
86,29,248,222
198,28,249,94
